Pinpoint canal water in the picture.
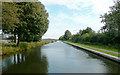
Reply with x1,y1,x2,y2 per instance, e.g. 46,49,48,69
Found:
1,41,120,73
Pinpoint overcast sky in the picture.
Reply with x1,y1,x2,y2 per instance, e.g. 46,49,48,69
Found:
39,0,115,39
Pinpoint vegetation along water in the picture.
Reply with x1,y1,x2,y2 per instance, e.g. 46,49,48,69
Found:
0,0,120,74
59,1,120,58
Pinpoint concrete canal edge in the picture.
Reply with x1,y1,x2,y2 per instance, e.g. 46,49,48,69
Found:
63,41,120,63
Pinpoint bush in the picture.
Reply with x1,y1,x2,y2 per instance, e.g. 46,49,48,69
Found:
19,42,29,50
2,46,20,55
2,40,56,55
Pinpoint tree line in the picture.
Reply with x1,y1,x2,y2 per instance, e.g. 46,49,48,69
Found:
2,1,49,46
59,1,120,49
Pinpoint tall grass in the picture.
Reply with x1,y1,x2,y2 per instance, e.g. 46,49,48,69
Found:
2,40,56,55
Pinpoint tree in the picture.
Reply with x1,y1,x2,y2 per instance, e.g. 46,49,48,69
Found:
81,27,93,35
59,35,64,40
81,33,90,42
69,33,80,43
17,2,49,43
2,2,19,43
100,0,120,46
63,30,71,40
2,2,49,46
59,1,119,49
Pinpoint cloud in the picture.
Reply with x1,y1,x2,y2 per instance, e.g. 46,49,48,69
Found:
43,12,102,39
42,12,82,39
70,13,103,31
91,0,114,14
40,0,115,39
40,0,114,14
50,12,103,31
39,0,92,11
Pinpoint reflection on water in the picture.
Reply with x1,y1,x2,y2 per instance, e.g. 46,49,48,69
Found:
2,54,25,69
2,47,48,73
1,41,120,73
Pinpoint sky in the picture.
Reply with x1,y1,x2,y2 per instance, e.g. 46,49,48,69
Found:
39,0,115,39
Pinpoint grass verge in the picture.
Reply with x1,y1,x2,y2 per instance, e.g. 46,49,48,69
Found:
1,40,57,55
64,41,120,57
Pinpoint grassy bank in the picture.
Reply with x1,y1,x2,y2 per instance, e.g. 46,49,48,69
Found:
64,41,120,57
1,40,57,55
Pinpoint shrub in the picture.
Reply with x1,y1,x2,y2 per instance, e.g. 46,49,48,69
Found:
2,40,56,55
19,42,29,50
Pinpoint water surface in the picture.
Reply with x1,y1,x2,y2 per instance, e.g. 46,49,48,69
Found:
1,41,119,73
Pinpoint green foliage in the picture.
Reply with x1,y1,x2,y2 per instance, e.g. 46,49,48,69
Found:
100,0,120,46
64,41,120,57
69,34,80,43
2,40,54,55
59,35,64,40
81,33,90,41
60,1,119,49
81,27,93,35
67,27,95,43
2,2,49,46
64,30,71,40
2,2,19,34
18,2,49,42
59,30,71,41
19,42,29,50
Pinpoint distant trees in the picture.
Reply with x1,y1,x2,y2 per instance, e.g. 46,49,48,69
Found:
64,27,95,43
59,1,119,48
64,30,71,40
2,2,49,46
59,30,71,40
59,35,64,40
59,27,96,43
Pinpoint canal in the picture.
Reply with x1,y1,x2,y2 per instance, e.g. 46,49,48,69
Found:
1,41,120,73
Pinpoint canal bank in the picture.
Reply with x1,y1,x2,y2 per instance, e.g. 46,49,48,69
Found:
1,41,119,73
1,40,57,56
63,41,120,63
